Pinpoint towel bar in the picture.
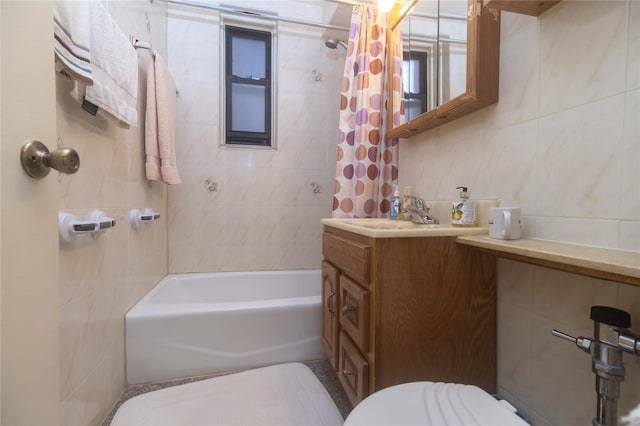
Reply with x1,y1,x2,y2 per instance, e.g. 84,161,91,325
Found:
129,35,152,50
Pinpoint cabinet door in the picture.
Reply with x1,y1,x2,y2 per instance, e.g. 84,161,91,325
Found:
339,275,370,353
338,331,370,406
321,261,340,370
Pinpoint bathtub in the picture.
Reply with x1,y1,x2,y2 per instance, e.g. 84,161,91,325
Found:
125,270,325,384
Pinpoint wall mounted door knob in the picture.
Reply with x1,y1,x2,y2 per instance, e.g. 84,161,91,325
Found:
20,140,80,178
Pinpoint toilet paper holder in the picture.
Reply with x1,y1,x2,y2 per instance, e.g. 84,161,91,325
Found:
20,139,80,179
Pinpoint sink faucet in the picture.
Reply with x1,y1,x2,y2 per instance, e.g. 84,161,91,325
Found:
403,196,440,224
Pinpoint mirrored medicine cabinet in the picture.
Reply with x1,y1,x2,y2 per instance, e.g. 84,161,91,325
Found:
387,0,501,138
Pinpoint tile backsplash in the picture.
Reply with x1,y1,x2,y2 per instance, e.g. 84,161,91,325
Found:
399,1,640,424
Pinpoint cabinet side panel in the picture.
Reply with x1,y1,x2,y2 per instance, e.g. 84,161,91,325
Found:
374,237,496,393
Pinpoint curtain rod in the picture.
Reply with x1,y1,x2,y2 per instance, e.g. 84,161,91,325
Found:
154,0,350,32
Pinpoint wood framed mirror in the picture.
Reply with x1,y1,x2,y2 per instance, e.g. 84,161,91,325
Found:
387,0,501,138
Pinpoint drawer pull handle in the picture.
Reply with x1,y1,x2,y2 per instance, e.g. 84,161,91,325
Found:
343,305,354,315
342,369,353,377
327,291,335,316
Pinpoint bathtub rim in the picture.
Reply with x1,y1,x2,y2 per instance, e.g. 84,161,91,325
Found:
127,269,322,318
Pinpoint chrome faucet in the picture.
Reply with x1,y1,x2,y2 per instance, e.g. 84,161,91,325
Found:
552,306,640,426
402,195,440,224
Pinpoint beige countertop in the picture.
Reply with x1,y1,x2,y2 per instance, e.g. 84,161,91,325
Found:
457,235,640,287
321,218,488,238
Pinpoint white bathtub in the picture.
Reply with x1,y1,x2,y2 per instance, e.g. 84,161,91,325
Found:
125,270,325,384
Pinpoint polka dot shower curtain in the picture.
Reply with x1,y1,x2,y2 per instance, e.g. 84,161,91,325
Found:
331,4,402,218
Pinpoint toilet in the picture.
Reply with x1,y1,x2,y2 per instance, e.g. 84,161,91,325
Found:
344,381,529,426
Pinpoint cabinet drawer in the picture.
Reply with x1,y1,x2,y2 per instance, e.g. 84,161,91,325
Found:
339,275,370,353
321,261,339,371
338,331,369,406
322,232,370,286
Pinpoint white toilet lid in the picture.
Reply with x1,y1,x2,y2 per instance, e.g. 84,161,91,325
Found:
344,382,529,426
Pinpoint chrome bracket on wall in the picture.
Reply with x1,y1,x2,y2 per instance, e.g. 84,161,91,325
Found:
20,140,80,179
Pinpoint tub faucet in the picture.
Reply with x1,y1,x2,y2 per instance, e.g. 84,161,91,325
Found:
402,196,440,224
552,306,640,426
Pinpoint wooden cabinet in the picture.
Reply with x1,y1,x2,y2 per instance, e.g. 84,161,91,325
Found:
387,0,501,138
483,0,561,16
321,261,339,369
321,225,497,406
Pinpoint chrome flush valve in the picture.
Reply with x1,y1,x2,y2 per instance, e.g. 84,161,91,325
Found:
552,306,640,426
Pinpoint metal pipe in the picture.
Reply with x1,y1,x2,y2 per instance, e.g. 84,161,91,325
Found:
156,0,350,32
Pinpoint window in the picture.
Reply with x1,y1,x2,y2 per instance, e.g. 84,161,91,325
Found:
225,25,272,147
402,50,430,121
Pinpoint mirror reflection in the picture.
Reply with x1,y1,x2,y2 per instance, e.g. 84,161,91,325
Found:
400,0,467,121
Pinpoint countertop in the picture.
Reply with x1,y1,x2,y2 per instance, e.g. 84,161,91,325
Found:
321,218,640,286
457,235,640,287
321,218,489,238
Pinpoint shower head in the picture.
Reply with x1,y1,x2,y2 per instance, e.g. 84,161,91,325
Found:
325,38,347,50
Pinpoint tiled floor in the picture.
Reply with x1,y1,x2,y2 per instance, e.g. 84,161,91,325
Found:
103,360,352,425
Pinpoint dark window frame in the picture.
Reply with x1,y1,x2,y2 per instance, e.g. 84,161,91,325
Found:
225,25,272,147
402,49,429,120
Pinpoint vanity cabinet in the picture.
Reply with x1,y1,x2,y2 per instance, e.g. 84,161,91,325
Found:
321,225,497,406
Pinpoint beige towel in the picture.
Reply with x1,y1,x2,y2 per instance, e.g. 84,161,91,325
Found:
145,51,180,184
84,0,138,127
54,0,93,84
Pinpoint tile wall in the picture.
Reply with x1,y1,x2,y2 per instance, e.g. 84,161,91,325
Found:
166,1,344,273
56,1,168,425
398,1,640,424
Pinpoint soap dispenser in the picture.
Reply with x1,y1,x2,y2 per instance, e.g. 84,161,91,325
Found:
452,186,476,226
390,185,402,220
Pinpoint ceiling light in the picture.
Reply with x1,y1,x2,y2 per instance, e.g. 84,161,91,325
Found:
378,0,394,12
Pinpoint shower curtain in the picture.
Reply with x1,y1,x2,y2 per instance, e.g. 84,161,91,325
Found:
331,4,403,218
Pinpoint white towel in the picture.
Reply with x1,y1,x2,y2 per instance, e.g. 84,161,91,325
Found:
84,0,138,127
54,1,93,84
145,51,180,184
110,364,343,426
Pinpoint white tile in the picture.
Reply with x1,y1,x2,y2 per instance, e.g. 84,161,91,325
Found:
491,13,539,129
537,95,625,219
175,123,223,166
627,0,640,90
531,267,617,335
497,302,532,404
529,315,595,425
619,220,640,251
621,89,640,221
481,120,538,212
534,216,620,248
497,259,534,310
539,0,628,115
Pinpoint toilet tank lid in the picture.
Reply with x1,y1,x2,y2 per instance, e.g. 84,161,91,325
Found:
344,382,529,426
